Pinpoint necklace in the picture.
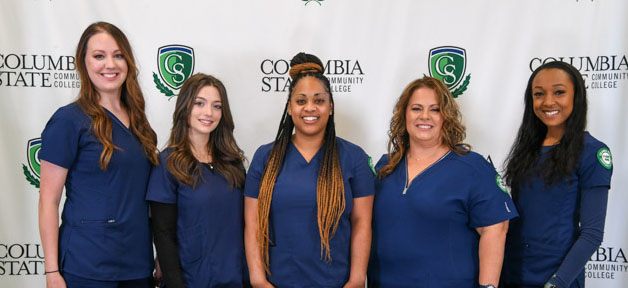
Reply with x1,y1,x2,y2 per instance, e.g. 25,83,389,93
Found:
202,162,214,171
407,146,445,162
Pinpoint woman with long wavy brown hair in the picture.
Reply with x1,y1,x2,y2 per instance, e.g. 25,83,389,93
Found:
367,77,517,288
38,22,158,287
244,52,375,288
146,73,247,287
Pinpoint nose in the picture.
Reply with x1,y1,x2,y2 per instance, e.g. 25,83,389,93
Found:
542,94,556,107
105,55,116,69
419,108,430,120
304,100,316,112
204,104,214,116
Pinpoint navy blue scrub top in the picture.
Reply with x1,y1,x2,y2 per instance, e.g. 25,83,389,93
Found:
146,148,246,287
244,137,375,288
502,133,613,287
40,103,153,280
368,151,518,288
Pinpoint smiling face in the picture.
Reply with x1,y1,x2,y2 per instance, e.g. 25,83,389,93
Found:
531,68,575,136
84,32,128,98
405,87,443,146
188,85,222,139
288,76,332,140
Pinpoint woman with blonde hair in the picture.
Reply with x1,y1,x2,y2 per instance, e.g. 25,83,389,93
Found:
39,22,158,287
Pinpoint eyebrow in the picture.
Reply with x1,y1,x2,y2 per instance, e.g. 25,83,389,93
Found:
90,49,122,53
294,93,327,97
534,83,567,89
409,103,439,107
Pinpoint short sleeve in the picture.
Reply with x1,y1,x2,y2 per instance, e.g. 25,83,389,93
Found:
349,147,376,198
374,154,388,173
578,145,613,190
146,152,178,204
244,145,271,199
40,107,81,169
468,158,518,228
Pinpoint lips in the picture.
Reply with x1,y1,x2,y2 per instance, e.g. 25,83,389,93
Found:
416,124,432,129
302,116,319,124
101,73,120,80
543,110,559,116
199,119,214,126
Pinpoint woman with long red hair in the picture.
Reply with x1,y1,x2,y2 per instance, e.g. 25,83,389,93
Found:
38,22,158,287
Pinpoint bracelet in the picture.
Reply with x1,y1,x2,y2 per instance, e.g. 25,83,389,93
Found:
44,270,59,275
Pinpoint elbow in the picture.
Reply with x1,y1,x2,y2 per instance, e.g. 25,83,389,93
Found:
580,228,604,248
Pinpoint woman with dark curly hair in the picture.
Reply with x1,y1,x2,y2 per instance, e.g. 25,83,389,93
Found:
244,52,375,288
368,77,517,288
501,61,613,288
146,73,248,287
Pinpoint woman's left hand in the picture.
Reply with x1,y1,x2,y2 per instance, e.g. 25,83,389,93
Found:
153,256,163,286
343,278,365,288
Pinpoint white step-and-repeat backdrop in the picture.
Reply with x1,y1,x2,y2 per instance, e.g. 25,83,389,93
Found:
1,0,626,286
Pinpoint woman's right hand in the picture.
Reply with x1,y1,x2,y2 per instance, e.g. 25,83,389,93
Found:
250,279,274,288
46,272,66,288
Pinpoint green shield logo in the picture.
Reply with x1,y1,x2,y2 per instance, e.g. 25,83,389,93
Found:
27,138,41,177
23,138,41,188
157,45,194,90
429,46,466,89
428,46,471,98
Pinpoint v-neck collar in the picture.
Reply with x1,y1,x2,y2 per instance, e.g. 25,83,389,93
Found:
289,141,324,165
401,150,451,195
102,107,131,133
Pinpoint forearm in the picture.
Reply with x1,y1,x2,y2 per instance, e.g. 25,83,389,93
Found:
150,201,185,288
550,186,608,287
244,197,273,287
344,195,373,288
39,199,60,272
38,160,67,273
477,221,508,286
346,217,371,286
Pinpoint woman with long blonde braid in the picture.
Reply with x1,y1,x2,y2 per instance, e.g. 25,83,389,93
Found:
244,52,375,288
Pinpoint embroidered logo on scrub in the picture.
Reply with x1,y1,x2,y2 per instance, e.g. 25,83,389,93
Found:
368,156,376,176
597,147,612,170
495,174,509,194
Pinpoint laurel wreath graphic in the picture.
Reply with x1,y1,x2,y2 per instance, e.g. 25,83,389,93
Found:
22,164,40,188
303,0,323,5
451,74,471,98
153,72,176,100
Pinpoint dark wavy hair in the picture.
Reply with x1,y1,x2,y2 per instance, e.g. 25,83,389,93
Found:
256,52,345,274
503,61,587,194
379,77,469,178
166,73,245,188
75,21,158,169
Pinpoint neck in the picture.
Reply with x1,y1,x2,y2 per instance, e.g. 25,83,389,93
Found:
292,131,325,153
407,139,448,161
189,131,211,162
544,126,565,146
98,90,123,112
